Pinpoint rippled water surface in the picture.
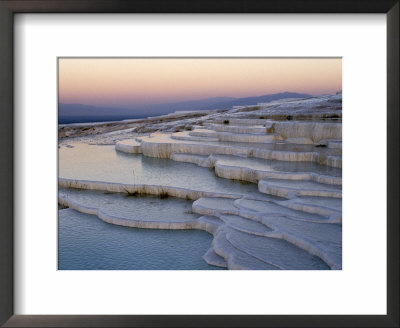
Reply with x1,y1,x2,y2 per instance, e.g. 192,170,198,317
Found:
59,208,224,270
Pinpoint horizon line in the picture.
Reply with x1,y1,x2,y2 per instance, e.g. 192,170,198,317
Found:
59,90,340,109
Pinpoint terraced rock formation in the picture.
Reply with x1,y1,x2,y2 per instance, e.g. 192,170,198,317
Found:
59,93,342,270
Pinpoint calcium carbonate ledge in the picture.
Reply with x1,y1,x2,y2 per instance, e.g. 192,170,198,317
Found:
59,177,246,201
115,139,142,153
58,177,273,202
169,153,342,185
191,197,341,269
257,179,342,199
138,134,342,168
213,161,342,185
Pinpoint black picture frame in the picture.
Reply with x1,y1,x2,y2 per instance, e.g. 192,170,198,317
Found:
0,1,398,327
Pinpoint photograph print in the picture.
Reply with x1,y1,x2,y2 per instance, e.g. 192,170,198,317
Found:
58,58,342,270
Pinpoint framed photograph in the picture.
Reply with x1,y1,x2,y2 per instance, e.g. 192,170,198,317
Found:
0,0,398,327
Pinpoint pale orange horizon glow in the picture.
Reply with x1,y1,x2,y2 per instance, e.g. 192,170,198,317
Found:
59,58,341,107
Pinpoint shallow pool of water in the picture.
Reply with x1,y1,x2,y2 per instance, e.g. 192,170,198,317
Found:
59,208,224,270
59,188,198,222
59,143,258,195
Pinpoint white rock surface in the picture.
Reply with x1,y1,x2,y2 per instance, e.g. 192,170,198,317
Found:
216,131,278,143
137,133,341,168
115,139,142,153
271,121,342,143
206,123,268,134
258,178,342,199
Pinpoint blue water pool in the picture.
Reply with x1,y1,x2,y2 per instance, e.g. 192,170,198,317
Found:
58,208,224,270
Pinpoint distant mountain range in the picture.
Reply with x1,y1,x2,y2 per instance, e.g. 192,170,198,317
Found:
59,92,311,124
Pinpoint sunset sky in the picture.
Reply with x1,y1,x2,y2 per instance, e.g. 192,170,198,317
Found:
59,58,341,108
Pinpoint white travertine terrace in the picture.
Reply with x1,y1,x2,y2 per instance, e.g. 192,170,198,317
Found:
59,93,342,270
188,128,219,138
59,178,246,201
258,179,342,199
271,121,342,143
204,123,268,134
115,139,142,153
137,134,342,168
